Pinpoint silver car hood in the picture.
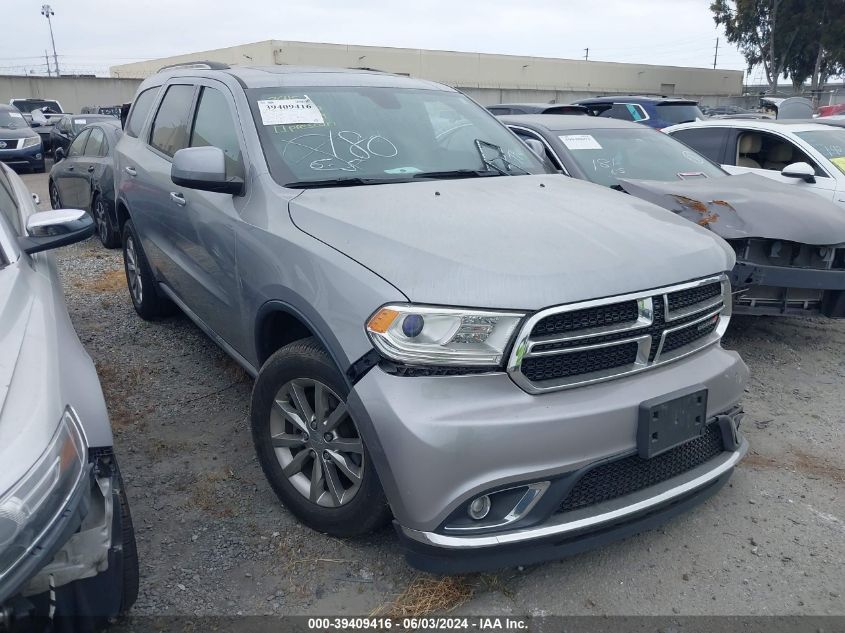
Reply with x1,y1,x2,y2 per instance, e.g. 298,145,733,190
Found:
289,175,734,310
618,173,845,244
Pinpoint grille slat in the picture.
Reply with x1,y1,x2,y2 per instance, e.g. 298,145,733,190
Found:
667,282,721,313
532,301,639,337
521,342,639,382
557,423,724,514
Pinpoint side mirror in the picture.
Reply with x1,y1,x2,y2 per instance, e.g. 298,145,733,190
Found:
522,138,546,158
781,161,816,183
18,209,94,255
171,146,243,195
54,146,65,162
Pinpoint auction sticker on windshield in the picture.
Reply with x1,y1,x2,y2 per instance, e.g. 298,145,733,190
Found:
258,96,325,126
559,134,602,150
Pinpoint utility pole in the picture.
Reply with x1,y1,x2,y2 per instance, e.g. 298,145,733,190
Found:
584,48,589,61
41,5,59,77
44,50,51,77
713,37,719,69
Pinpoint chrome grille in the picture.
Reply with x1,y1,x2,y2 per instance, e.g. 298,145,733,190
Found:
508,275,731,394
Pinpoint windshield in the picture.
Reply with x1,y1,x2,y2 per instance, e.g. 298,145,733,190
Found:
11,99,62,114
655,104,704,125
556,127,725,187
247,86,547,186
795,129,845,175
0,110,26,129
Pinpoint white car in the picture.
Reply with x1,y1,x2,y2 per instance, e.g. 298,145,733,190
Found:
665,120,845,208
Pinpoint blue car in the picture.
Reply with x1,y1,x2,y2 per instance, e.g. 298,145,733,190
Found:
0,104,46,173
571,96,704,130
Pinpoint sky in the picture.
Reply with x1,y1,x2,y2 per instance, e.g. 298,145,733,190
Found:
1,0,757,80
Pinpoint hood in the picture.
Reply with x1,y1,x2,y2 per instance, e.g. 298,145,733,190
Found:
618,173,845,244
0,126,37,140
289,175,734,310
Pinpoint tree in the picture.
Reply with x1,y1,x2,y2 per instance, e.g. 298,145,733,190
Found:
710,0,800,92
782,0,845,97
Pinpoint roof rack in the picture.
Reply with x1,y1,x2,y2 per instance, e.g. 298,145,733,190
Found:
158,61,230,72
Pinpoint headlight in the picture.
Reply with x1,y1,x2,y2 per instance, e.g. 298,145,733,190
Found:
0,407,86,581
366,304,525,366
21,136,41,149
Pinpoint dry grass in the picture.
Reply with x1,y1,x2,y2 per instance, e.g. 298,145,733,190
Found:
191,469,239,518
371,576,473,618
75,268,126,293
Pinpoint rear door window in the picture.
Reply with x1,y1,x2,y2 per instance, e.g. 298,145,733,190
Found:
125,87,159,138
149,84,196,157
670,128,730,163
84,127,107,156
655,104,704,125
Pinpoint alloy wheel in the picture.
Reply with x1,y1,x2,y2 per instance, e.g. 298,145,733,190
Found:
95,199,109,244
49,182,60,209
270,378,364,507
124,235,143,305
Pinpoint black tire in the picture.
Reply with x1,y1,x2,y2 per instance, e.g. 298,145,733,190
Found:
122,219,175,320
114,466,140,614
49,180,61,209
251,338,392,537
93,194,120,249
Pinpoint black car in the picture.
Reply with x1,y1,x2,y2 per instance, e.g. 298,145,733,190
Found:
570,95,704,129
49,120,123,247
0,104,45,172
487,103,589,115
51,114,117,157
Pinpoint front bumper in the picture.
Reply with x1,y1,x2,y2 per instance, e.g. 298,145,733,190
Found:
0,144,44,171
0,451,126,632
730,260,845,316
348,345,748,566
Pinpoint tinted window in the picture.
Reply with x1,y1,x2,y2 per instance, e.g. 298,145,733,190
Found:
556,127,725,187
190,87,243,176
655,104,704,125
10,99,61,114
670,128,729,163
149,85,195,157
84,127,107,156
68,129,90,157
125,87,160,138
0,167,21,235
487,107,511,115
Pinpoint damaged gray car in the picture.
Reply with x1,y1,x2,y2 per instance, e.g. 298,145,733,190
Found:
0,163,138,631
501,114,845,317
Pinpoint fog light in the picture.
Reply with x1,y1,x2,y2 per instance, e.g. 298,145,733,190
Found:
467,495,491,520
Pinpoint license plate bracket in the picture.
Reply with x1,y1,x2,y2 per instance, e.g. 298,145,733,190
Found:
638,386,708,459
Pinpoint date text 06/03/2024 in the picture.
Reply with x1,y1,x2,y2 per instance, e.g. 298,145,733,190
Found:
306,617,530,630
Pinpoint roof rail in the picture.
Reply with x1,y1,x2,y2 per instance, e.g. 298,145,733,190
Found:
158,60,230,72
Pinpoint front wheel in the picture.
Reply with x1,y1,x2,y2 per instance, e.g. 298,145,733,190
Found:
251,338,392,537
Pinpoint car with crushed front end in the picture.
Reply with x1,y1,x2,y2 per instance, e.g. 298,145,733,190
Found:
114,63,748,573
501,114,845,317
0,163,138,630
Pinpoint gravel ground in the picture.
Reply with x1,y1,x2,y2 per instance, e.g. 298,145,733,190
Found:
19,169,844,618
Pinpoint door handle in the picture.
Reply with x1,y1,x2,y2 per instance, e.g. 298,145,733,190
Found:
169,192,187,206
67,165,74,171
124,166,137,177
87,165,95,173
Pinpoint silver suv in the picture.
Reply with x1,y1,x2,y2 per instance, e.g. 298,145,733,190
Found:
114,63,749,572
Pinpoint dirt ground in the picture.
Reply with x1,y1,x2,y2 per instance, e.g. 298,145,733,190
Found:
20,169,844,618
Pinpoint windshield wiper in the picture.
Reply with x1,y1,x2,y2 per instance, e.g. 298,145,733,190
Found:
286,177,403,189
474,139,531,176
411,169,502,180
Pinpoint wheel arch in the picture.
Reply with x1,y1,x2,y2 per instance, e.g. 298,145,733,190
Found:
254,300,351,382
115,197,131,230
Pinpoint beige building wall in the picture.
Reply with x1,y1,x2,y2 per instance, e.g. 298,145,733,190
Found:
111,40,744,98
0,75,142,113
